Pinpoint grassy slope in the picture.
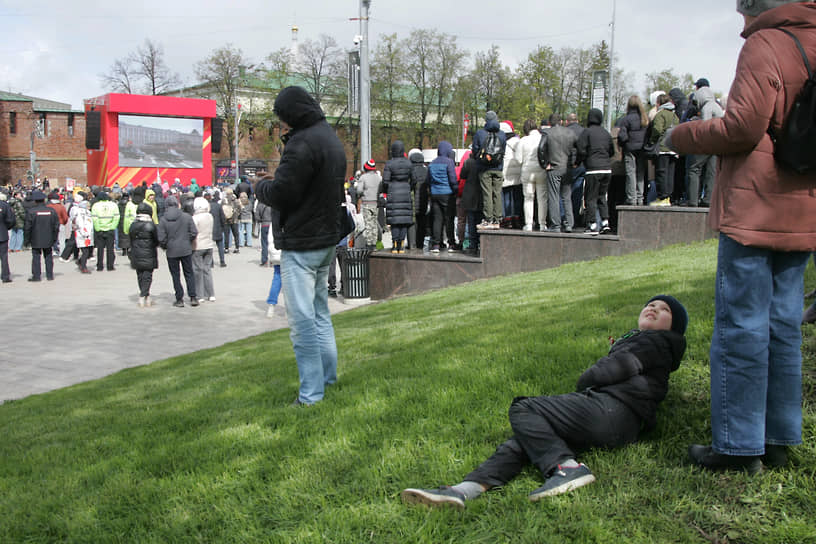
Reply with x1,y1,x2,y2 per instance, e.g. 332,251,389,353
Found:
1,239,814,544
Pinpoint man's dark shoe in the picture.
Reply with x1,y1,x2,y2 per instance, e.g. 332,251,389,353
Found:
46,276,54,281
190,298,200,307
688,444,762,474
401,486,466,510
27,277,41,282
220,262,227,267
528,464,596,501
173,300,184,308
2,279,11,283
762,445,789,468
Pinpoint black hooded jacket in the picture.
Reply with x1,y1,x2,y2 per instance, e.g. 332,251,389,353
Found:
575,329,686,431
381,141,415,226
129,204,159,270
576,108,614,172
255,86,347,250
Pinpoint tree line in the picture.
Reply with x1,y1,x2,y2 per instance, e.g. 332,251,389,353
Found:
101,34,695,161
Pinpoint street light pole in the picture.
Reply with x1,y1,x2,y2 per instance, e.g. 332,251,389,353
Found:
606,0,617,132
360,0,371,165
234,102,242,185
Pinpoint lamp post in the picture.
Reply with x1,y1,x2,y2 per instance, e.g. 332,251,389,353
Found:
234,102,242,185
359,0,371,165
606,0,617,132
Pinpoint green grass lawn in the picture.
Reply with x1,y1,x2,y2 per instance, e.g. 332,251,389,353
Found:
2,239,815,543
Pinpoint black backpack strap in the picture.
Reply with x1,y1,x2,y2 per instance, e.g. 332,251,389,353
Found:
779,28,813,80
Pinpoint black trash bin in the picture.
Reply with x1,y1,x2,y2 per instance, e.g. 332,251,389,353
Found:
340,248,371,299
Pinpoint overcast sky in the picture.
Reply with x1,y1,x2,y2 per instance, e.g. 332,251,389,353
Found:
1,0,746,111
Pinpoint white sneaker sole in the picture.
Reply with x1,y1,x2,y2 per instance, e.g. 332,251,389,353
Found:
528,473,596,501
401,488,465,510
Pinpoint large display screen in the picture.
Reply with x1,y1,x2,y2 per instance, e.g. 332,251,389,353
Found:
118,115,203,168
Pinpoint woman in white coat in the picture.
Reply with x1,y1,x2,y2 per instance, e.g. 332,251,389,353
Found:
518,119,548,231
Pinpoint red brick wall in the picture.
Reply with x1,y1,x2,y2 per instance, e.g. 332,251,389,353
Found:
1,100,88,186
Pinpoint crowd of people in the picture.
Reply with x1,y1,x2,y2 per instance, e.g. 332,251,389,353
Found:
0,177,285,312
346,80,724,258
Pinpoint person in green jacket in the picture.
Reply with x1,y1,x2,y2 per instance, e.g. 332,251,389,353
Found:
649,94,680,206
91,191,120,271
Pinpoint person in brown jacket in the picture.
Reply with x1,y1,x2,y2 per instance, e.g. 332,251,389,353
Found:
667,0,816,473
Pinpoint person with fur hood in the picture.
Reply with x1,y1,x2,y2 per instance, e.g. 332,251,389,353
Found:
128,202,159,307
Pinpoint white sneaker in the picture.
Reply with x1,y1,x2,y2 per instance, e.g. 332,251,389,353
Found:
523,225,533,232
208,296,216,302
59,257,70,263
199,298,206,303
138,296,145,308
266,305,276,318
145,295,152,307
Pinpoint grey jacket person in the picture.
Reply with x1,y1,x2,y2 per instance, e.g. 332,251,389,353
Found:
546,124,579,175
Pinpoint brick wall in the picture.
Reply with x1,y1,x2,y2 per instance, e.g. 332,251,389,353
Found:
1,100,88,186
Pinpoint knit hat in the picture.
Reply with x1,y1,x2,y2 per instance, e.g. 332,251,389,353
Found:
363,159,376,172
31,190,46,201
694,78,710,89
165,196,179,208
136,202,153,215
737,0,803,16
648,295,688,335
485,111,498,122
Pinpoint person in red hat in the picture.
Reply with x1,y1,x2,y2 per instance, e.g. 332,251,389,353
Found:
355,159,381,250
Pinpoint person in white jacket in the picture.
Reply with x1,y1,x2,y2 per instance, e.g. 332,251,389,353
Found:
501,121,522,228
518,119,548,231
192,197,216,302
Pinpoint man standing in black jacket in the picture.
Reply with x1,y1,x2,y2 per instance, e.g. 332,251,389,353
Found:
402,295,687,509
0,191,16,282
23,190,59,282
255,86,347,406
157,196,199,307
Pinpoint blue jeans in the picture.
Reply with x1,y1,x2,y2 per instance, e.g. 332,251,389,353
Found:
710,234,809,455
266,265,282,305
10,228,23,251
281,246,338,404
238,222,252,247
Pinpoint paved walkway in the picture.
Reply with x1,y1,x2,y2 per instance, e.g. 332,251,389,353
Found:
0,244,372,403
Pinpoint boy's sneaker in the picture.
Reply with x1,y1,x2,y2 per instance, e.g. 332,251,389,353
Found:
600,225,612,235
401,486,466,510
173,300,184,308
431,245,440,253
477,220,491,229
528,464,596,501
138,296,145,308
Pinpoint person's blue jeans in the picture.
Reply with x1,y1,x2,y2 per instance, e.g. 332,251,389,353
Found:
267,264,282,305
260,224,270,264
710,233,810,455
10,228,23,251
238,222,252,247
281,246,338,404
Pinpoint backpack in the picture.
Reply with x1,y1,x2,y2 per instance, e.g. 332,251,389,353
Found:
74,209,93,244
536,128,550,169
478,131,504,167
770,29,816,175
222,201,235,221
641,120,659,158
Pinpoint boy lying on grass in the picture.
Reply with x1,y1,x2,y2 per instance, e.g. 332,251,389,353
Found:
402,295,688,509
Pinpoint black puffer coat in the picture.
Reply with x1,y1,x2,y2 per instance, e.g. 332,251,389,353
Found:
129,210,159,270
576,329,686,431
255,86,347,250
381,140,414,226
617,109,647,153
410,151,429,217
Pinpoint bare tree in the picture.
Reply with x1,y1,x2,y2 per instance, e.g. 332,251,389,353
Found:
134,39,181,95
264,46,296,91
402,29,436,148
195,44,253,159
430,32,466,135
297,34,345,108
99,58,137,94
